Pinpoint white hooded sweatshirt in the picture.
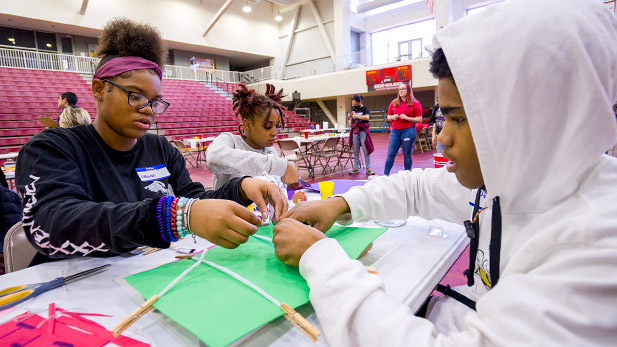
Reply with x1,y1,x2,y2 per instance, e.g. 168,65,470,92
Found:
298,0,617,345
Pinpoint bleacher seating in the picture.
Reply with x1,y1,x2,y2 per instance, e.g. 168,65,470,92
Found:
0,67,96,157
0,67,315,159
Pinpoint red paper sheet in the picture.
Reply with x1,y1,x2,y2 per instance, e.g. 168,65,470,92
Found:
0,304,149,347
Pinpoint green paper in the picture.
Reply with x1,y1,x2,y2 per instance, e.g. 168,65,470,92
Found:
125,224,386,347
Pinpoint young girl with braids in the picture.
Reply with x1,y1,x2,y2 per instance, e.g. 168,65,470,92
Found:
206,83,299,190
16,18,287,266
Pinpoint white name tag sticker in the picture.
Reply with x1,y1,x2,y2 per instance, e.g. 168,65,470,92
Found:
135,164,171,182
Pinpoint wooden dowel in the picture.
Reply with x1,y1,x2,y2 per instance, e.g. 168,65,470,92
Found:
111,294,158,337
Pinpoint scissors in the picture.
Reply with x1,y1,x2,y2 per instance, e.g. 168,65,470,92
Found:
0,264,111,310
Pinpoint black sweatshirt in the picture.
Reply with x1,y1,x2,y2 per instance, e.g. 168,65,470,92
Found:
16,124,248,262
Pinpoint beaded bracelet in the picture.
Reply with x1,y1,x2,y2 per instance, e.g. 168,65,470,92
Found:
156,196,169,243
164,196,177,242
184,198,198,235
170,198,180,240
182,198,192,236
176,197,188,237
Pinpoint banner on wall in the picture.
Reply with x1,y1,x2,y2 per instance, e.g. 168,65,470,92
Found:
190,56,216,70
366,65,412,91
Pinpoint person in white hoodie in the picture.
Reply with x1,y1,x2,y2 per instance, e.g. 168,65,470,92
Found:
271,0,617,345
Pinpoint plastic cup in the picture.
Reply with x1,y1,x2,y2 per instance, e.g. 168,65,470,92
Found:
304,132,309,139
318,181,334,200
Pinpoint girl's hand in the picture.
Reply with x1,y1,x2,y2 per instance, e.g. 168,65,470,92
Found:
281,162,300,184
189,199,261,249
240,177,289,223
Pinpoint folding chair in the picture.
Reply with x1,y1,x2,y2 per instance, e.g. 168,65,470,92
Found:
337,138,354,169
313,137,340,175
172,140,199,168
414,127,431,153
3,221,37,273
277,139,314,179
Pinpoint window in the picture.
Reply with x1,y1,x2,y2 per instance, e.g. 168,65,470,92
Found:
371,18,435,65
0,25,61,52
350,0,359,13
36,31,57,52
367,0,423,16
467,1,504,16
467,6,487,15
0,26,36,49
371,30,388,65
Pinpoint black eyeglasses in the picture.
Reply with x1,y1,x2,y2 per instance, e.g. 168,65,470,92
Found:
102,79,170,114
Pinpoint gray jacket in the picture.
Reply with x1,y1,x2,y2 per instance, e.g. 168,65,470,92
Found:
206,133,287,189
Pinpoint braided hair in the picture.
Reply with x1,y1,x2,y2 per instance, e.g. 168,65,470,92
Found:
232,83,286,130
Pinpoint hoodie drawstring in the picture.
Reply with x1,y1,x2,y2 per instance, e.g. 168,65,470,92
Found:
489,196,502,287
436,189,502,311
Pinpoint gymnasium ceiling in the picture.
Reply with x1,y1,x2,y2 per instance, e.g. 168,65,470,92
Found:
0,12,274,69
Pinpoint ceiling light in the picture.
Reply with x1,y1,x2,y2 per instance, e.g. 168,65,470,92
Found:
242,3,252,13
275,12,282,21
8,38,15,42
46,43,52,47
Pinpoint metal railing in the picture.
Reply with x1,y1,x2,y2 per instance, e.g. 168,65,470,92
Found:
0,48,99,73
0,45,428,84
0,47,243,84
162,65,241,83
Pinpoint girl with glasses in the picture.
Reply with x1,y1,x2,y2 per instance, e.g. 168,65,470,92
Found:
16,18,287,266
384,82,423,175
206,83,299,190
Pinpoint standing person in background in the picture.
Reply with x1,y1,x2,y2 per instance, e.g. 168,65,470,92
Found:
384,82,422,175
429,100,445,153
206,83,299,189
57,91,91,128
348,94,374,175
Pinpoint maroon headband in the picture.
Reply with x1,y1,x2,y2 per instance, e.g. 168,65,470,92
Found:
93,56,162,80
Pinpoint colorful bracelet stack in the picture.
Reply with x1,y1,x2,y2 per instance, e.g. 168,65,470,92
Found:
156,196,199,243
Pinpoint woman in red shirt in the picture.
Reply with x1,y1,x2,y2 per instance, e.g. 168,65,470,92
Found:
384,83,423,175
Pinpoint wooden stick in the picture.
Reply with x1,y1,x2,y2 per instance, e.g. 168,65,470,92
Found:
364,266,378,274
175,253,195,260
111,294,158,337
280,303,321,342
142,248,162,256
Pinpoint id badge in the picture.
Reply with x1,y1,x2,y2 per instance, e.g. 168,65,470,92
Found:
135,164,171,182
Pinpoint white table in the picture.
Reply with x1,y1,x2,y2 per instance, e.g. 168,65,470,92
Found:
182,137,216,167
284,134,350,177
288,133,349,147
299,128,348,134
2,170,15,189
0,152,18,160
183,137,216,150
0,193,467,346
